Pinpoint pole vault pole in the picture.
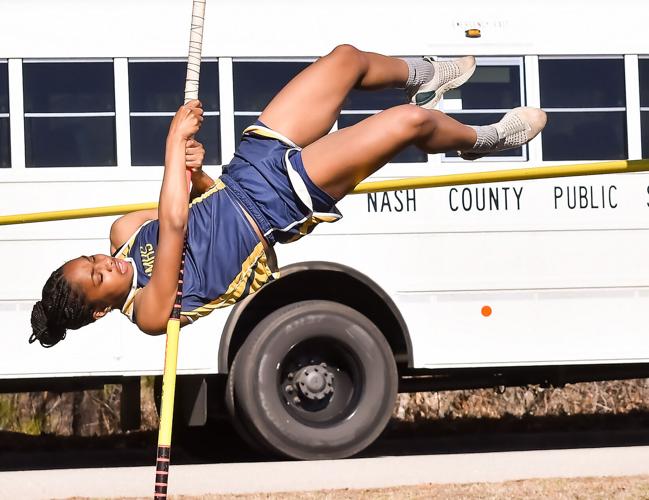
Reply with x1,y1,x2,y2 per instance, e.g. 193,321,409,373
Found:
2,159,649,226
154,1,206,499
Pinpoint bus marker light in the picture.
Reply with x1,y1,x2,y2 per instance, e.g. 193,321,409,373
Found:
481,305,492,317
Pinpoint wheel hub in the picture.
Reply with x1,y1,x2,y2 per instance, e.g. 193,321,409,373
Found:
290,363,334,401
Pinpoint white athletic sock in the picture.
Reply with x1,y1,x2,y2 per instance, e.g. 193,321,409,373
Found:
401,58,435,95
468,125,500,151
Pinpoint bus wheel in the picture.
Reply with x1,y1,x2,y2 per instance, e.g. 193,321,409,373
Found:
232,300,398,460
225,355,273,455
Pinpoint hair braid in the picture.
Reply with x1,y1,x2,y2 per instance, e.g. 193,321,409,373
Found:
30,265,95,348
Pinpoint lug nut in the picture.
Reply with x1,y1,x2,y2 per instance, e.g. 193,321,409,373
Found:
287,372,294,380
292,396,301,405
285,385,294,394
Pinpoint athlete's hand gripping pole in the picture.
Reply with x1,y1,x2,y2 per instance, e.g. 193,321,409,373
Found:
154,1,206,499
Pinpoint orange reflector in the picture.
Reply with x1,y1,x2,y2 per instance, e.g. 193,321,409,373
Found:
481,305,492,317
465,28,481,38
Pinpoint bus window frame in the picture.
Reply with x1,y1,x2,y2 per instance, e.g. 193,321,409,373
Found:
128,57,221,167
538,55,628,162
439,56,527,164
22,58,117,168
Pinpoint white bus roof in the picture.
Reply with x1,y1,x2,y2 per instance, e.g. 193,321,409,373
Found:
0,0,647,58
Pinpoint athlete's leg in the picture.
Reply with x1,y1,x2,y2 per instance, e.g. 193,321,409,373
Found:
259,44,409,147
301,105,476,200
302,105,547,200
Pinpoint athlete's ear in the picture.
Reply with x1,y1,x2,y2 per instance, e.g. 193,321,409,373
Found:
93,306,112,321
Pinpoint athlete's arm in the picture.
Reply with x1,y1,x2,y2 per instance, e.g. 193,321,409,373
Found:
109,139,210,253
134,100,204,335
109,209,159,255
186,139,215,200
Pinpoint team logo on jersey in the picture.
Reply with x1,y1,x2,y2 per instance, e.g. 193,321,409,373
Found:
140,243,156,277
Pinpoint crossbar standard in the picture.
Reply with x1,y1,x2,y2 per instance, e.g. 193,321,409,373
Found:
1,159,648,226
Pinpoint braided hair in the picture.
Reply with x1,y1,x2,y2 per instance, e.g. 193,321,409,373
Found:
29,265,95,348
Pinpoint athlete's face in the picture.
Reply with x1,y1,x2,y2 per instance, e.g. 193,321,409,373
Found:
63,254,134,320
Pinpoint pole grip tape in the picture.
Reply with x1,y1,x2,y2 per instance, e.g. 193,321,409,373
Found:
154,446,171,497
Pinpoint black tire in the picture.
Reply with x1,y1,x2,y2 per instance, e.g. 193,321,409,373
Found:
232,300,398,460
225,354,273,455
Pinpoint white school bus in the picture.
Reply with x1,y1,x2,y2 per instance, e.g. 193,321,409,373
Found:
1,0,648,459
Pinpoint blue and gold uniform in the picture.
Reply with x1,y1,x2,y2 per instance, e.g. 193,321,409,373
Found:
114,179,278,323
115,121,342,324
223,121,342,244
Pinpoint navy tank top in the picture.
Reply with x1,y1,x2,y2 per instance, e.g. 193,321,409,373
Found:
113,179,278,323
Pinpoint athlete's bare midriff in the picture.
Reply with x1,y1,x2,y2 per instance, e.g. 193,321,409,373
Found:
237,202,278,271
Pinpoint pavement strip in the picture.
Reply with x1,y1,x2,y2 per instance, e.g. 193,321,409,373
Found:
1,446,649,499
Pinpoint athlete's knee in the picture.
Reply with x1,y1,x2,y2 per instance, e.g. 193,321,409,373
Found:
392,105,435,139
330,44,362,59
328,44,368,73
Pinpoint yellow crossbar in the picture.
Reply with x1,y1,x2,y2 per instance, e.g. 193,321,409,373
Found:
0,202,158,226
353,159,649,193
1,159,648,226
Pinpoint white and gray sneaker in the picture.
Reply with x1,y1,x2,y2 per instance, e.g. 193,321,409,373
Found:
460,107,547,161
410,56,476,109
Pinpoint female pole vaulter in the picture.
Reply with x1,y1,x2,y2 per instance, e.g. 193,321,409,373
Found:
30,45,546,347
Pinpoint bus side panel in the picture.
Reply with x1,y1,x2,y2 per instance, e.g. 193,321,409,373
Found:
394,288,649,368
275,226,649,367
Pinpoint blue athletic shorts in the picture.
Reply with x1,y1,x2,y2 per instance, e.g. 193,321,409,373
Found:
220,120,342,245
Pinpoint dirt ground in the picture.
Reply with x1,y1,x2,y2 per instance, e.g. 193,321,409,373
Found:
68,475,649,499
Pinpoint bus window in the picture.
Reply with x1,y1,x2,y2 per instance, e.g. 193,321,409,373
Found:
23,61,116,167
540,57,627,161
640,57,649,158
233,60,311,141
441,58,525,162
0,60,8,168
129,60,220,166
